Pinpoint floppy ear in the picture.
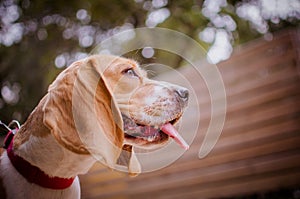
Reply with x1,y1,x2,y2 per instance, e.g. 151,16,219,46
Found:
43,57,124,168
89,55,141,175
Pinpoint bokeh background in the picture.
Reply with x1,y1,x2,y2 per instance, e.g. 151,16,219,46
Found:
1,0,300,198
0,0,299,123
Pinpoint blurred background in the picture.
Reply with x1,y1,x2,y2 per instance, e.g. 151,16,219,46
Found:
1,0,300,198
0,0,299,123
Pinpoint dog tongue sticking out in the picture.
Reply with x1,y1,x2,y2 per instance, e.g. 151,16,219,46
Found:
161,123,189,150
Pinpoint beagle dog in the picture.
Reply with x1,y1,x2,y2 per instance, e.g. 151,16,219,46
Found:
0,55,189,199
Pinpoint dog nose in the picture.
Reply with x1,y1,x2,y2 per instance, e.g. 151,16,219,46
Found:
175,88,189,101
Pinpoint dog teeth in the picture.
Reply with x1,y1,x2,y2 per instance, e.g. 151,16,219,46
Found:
147,135,156,142
154,125,159,129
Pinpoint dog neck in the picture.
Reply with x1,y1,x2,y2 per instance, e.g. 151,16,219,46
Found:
11,98,96,179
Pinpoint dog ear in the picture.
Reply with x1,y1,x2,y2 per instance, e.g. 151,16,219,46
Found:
89,55,141,175
43,56,124,168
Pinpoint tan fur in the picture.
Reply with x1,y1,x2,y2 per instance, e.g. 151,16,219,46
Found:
42,62,91,155
14,96,50,149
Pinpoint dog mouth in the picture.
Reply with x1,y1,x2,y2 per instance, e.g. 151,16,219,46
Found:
122,114,189,150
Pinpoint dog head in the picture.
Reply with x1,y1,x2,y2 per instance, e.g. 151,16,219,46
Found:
43,55,189,175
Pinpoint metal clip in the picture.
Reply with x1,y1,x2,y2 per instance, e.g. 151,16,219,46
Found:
1,120,20,149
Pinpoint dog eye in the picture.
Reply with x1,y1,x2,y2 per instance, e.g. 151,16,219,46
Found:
123,68,138,77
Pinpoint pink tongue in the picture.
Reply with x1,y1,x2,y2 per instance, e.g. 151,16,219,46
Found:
161,123,189,150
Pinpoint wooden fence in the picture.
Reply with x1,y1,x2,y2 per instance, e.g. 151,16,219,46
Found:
80,28,300,199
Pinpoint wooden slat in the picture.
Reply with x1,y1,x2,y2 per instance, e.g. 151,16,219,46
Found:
222,50,296,85
126,151,300,197
82,182,127,199
194,78,300,120
143,169,300,199
221,31,294,67
80,164,127,198
123,134,300,184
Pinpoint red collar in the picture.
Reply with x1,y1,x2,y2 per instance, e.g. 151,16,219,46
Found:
5,130,75,190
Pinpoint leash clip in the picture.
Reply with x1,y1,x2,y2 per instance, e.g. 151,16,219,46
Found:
1,120,20,149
